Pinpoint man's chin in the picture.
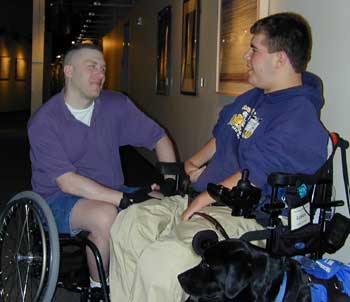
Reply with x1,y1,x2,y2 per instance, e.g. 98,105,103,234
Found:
246,77,255,87
89,90,102,99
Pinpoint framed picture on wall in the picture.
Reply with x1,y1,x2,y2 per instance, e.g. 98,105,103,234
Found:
15,58,26,81
0,56,11,80
156,6,172,95
216,0,269,96
180,0,200,95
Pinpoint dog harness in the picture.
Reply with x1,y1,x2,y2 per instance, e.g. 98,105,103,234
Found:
274,256,350,302
298,256,350,302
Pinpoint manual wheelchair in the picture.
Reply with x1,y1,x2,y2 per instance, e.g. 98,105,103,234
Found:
0,191,109,302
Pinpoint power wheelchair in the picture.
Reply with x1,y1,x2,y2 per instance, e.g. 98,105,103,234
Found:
239,132,350,258
190,132,350,259
178,132,350,302
159,132,350,259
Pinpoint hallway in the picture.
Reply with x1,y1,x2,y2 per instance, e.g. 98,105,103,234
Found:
0,111,31,204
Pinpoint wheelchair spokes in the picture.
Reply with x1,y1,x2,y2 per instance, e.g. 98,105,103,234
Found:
0,190,110,301
0,199,48,301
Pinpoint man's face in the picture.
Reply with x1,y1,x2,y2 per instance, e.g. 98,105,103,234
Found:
244,33,278,92
65,48,106,101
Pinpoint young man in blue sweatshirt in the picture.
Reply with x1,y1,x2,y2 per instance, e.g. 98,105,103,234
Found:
109,12,329,302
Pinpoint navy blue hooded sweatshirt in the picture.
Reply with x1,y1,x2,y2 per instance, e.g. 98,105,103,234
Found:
193,72,329,201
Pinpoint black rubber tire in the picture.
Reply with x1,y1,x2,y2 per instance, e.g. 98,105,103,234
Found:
0,191,60,302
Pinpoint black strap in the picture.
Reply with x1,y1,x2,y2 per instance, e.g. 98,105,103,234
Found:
320,133,350,215
339,137,350,215
240,229,271,242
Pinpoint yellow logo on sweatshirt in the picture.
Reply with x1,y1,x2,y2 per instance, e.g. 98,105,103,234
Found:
228,105,261,139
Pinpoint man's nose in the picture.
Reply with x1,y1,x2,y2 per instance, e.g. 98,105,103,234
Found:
243,49,251,60
94,68,105,78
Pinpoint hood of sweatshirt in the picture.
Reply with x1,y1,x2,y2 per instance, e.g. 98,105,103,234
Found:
262,71,324,112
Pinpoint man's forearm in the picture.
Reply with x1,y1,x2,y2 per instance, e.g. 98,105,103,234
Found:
182,171,242,220
155,135,176,162
155,135,177,179
184,138,216,174
56,172,123,206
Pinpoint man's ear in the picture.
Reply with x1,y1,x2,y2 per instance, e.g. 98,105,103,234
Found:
63,65,73,78
274,50,288,69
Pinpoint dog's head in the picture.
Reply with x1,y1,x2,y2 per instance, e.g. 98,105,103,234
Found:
178,232,259,301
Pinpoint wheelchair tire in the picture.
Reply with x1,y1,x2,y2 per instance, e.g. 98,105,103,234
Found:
0,191,60,302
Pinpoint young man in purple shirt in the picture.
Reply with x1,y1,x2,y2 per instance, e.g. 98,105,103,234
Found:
28,43,176,297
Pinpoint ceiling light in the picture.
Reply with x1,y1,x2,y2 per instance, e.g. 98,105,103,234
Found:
93,1,134,8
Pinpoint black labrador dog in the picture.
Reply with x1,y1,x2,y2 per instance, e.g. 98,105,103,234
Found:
178,231,348,302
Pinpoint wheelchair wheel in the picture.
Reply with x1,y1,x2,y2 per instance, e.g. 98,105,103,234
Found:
0,191,60,302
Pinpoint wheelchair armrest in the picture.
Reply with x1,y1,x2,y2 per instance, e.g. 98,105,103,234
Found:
156,162,191,196
314,200,344,209
156,162,186,176
268,172,318,187
262,202,286,214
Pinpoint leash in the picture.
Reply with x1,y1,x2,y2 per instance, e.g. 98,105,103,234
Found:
191,212,230,240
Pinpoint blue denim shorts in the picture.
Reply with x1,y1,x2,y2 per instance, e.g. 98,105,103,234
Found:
47,193,81,235
47,186,137,235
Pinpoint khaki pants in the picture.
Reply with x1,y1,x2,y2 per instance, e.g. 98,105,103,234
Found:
109,195,265,302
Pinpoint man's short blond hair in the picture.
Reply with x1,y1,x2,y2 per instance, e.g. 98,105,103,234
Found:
63,43,102,66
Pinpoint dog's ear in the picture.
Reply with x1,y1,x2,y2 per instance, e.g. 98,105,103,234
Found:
192,230,219,256
224,251,252,299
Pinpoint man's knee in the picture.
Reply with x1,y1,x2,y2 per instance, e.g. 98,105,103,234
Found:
90,203,117,236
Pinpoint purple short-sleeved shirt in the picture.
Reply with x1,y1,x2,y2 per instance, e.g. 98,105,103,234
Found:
28,90,165,200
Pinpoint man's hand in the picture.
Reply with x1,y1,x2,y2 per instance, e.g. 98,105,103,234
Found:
181,191,214,221
184,160,206,183
119,187,152,209
181,172,243,220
